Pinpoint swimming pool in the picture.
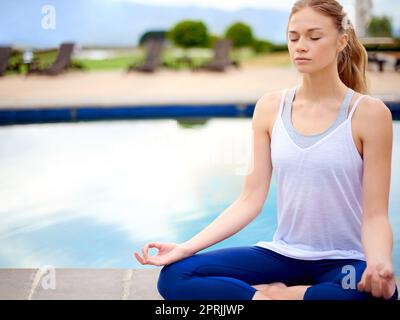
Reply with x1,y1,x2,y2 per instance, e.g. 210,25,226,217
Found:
0,118,399,275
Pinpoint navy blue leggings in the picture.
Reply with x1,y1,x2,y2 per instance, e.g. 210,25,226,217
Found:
157,245,398,300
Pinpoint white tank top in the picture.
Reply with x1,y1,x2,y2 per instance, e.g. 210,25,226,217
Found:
255,86,367,260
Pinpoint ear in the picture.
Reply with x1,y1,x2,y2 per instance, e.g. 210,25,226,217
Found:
337,33,349,53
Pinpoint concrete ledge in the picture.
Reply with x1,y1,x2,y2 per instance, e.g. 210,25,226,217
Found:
0,269,399,300
0,269,37,300
0,268,163,300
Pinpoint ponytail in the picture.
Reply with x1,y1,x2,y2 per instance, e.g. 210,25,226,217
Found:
337,16,369,94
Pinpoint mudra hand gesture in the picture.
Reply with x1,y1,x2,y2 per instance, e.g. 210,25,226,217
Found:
134,242,193,267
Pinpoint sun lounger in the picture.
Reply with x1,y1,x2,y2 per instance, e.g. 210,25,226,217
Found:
0,47,12,76
395,58,400,72
127,38,165,73
28,42,75,75
368,52,387,72
192,39,239,72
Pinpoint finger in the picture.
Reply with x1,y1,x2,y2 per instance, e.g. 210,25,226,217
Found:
379,268,393,280
134,252,144,264
381,279,395,300
147,257,161,266
371,273,382,298
142,248,147,260
147,243,159,253
360,272,371,292
134,252,146,265
149,242,161,250
358,270,367,291
133,251,139,261
142,244,150,260
143,255,162,266
144,242,159,258
363,272,372,293
146,242,162,258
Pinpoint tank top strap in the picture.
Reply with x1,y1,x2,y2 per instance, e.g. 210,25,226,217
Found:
341,88,355,113
286,85,298,111
281,85,297,122
347,95,366,120
278,88,290,117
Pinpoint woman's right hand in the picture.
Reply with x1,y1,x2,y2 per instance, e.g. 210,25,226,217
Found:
133,242,193,267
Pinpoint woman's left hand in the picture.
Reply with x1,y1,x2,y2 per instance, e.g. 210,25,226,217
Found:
357,261,396,299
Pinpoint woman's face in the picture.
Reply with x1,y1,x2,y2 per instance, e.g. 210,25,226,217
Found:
287,7,348,73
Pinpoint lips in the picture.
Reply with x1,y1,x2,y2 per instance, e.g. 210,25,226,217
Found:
295,58,311,61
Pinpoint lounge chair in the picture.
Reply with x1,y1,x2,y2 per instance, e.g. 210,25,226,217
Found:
127,38,165,73
0,47,12,76
28,42,75,75
367,52,387,72
395,58,400,72
192,39,239,72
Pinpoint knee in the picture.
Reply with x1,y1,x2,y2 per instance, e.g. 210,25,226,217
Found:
157,262,186,300
157,264,174,300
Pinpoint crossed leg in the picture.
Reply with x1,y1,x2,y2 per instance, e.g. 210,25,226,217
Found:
157,245,311,300
252,259,399,300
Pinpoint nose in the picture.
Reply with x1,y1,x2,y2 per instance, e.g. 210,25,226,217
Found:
295,38,308,53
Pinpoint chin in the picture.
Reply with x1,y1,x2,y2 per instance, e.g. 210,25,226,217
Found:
295,66,313,74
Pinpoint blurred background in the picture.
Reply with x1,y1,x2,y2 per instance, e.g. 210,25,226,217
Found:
0,0,399,276
1,0,399,75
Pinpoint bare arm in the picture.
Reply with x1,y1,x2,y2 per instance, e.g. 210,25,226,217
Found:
180,93,278,255
357,98,396,299
360,99,393,265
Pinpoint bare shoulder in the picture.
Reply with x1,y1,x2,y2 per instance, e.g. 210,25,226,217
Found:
355,94,390,114
253,90,285,137
353,94,392,141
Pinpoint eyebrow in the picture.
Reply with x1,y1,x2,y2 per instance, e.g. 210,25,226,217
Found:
288,28,323,33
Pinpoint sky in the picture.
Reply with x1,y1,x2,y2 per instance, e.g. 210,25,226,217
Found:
108,0,300,11
108,0,399,29
109,0,398,18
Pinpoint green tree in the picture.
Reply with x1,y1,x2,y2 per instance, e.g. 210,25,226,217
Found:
168,20,209,48
207,34,220,48
367,15,393,37
252,39,274,53
225,22,254,48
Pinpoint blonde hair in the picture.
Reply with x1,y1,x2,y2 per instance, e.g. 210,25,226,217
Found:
288,0,368,93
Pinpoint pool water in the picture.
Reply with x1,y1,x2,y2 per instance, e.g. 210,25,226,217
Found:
0,118,399,275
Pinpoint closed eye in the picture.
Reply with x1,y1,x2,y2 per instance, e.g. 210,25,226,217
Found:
289,38,321,42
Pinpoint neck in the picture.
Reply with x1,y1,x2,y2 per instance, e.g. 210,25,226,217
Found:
297,62,348,104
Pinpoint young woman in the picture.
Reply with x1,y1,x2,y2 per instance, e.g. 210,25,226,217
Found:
134,0,398,300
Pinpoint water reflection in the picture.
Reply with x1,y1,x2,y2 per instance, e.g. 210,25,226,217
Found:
176,118,210,129
0,119,398,274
